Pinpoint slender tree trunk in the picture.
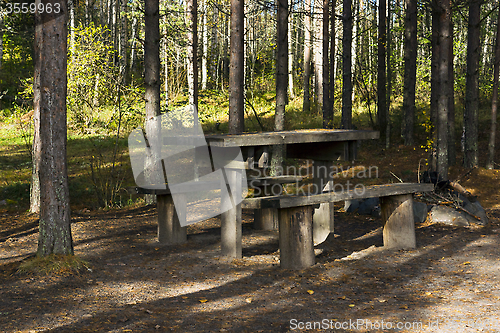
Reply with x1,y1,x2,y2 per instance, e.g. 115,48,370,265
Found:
436,0,451,180
130,11,138,73
342,0,353,129
35,0,73,256
229,0,245,133
302,0,312,113
378,0,387,142
403,0,417,145
201,0,208,90
322,0,331,128
288,8,295,98
68,0,75,54
330,0,337,117
463,0,481,168
386,0,392,147
162,0,169,105
186,0,198,108
314,0,323,111
486,7,500,169
448,20,455,165
430,3,440,171
144,0,161,205
272,0,288,176
120,0,128,84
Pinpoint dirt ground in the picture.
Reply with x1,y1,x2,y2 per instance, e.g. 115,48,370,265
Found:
1,202,500,333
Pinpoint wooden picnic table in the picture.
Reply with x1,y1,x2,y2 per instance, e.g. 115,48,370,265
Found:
203,129,380,258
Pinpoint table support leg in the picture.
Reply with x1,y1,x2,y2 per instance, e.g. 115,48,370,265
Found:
157,194,187,244
279,206,315,269
381,194,416,249
220,169,242,258
312,160,334,245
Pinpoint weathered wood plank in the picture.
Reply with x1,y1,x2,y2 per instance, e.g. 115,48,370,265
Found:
157,194,187,244
241,183,434,209
206,129,379,147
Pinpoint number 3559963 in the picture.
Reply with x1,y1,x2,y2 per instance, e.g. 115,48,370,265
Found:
4,3,61,14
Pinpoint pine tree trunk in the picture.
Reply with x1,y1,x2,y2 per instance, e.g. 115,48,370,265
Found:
288,8,295,99
229,0,245,133
436,0,451,180
342,0,353,129
386,0,392,148
486,7,500,169
35,0,73,256
302,0,312,113
322,0,330,128
378,0,387,142
144,0,161,205
403,0,416,145
329,0,337,117
272,0,288,176
430,5,440,171
448,20,455,165
463,0,481,168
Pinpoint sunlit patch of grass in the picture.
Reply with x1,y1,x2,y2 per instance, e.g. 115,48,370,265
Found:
17,254,92,276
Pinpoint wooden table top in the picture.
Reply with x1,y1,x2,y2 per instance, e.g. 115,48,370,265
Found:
204,129,379,147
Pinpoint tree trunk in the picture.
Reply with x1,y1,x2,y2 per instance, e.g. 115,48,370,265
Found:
430,3,440,171
448,20,455,165
314,0,323,111
187,0,198,108
35,0,73,256
229,0,245,133
386,0,392,148
322,0,331,128
329,0,337,118
342,0,353,129
436,0,451,180
144,0,161,205
403,0,417,145
272,0,288,176
288,8,295,99
302,0,312,113
162,0,169,105
201,0,208,90
486,6,500,169
130,12,138,73
463,0,481,168
378,0,387,142
120,0,128,85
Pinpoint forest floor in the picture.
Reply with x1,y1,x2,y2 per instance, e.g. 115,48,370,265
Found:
1,142,500,332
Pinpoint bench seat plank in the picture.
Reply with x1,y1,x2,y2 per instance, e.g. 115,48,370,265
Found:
242,183,434,209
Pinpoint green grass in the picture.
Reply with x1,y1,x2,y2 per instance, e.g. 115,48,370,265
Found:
17,254,91,276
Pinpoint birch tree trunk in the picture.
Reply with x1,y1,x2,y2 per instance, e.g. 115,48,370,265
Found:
322,0,331,128
486,6,500,169
35,0,73,256
463,0,481,168
201,0,208,90
186,0,198,107
313,0,323,111
120,0,128,84
288,8,295,99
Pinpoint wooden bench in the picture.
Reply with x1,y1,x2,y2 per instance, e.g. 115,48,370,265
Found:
242,183,434,269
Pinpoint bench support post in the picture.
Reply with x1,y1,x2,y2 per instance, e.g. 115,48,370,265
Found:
157,194,187,244
380,194,416,249
221,169,243,258
279,206,315,269
312,160,334,245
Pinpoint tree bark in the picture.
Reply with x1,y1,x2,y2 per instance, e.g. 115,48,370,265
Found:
436,0,451,180
378,0,387,142
35,0,73,256
120,0,128,85
144,0,161,205
229,0,245,133
386,0,392,148
314,0,323,111
322,0,331,128
342,0,353,129
486,6,500,169
302,0,312,113
201,0,208,90
329,0,337,119
463,0,481,168
186,0,198,108
448,19,455,165
430,3,440,171
403,0,417,145
288,8,295,99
